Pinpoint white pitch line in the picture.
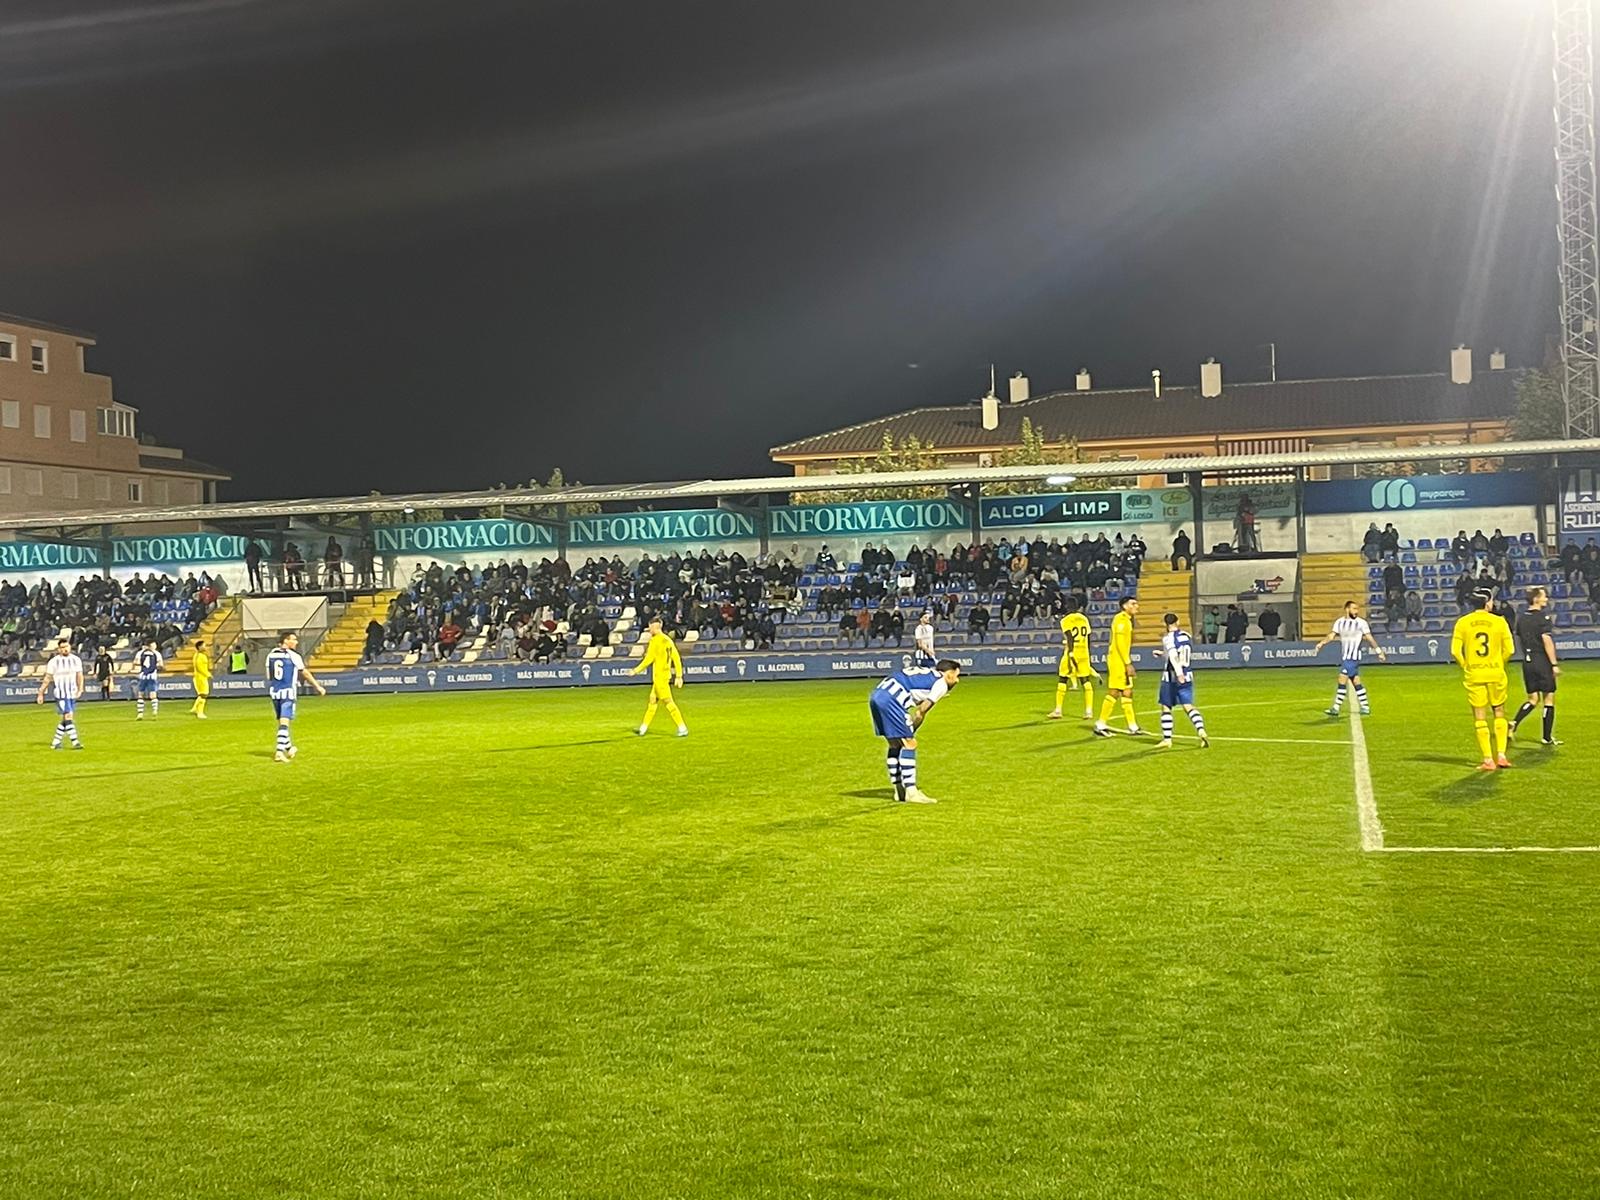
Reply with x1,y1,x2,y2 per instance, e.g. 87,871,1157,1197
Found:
1347,684,1384,852
1171,734,1352,746
1375,845,1600,854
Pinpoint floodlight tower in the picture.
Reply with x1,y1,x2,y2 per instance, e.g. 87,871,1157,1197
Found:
1554,0,1600,437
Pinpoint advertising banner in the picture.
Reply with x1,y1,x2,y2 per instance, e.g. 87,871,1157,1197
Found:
1559,468,1600,541
373,519,555,556
1196,558,1300,600
1202,483,1297,522
769,499,968,538
17,632,1600,705
1304,472,1540,515
979,488,1191,530
568,508,758,547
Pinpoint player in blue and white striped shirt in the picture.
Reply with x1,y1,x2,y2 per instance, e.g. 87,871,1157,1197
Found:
265,630,327,762
1313,600,1388,716
35,638,85,750
134,640,163,719
1156,613,1209,749
868,659,961,803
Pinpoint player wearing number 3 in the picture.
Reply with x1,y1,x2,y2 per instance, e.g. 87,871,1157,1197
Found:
1451,590,1515,771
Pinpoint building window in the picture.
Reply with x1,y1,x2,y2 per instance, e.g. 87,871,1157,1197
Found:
96,406,135,439
149,478,169,505
61,472,79,500
94,474,110,501
0,466,10,494
128,479,143,503
33,405,51,439
24,468,43,496
30,341,47,373
0,334,14,361
1,399,17,428
70,409,87,443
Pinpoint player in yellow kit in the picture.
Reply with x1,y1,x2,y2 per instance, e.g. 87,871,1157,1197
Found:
189,639,211,719
629,616,687,737
1047,596,1099,720
1450,590,1515,771
1095,595,1144,737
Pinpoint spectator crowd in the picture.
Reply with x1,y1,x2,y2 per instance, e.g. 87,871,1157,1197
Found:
0,572,220,674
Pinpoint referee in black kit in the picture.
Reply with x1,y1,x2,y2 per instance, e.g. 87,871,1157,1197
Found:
1512,586,1561,746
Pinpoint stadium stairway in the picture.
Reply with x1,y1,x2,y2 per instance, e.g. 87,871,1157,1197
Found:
1132,562,1193,642
309,591,400,672
165,597,241,675
1301,553,1367,635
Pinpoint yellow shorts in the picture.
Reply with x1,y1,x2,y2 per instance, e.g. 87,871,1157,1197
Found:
1057,656,1093,682
650,677,674,701
1108,664,1133,692
194,679,211,696
1463,675,1507,709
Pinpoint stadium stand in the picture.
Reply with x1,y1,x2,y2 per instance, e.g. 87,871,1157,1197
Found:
0,571,218,677
358,532,1170,665
1364,532,1600,633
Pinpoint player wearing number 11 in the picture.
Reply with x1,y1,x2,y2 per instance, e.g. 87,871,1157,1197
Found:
1451,590,1515,771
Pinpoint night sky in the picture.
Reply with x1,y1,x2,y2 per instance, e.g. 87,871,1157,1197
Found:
0,0,1560,500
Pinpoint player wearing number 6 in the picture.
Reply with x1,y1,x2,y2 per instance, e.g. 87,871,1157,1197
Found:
1451,590,1515,771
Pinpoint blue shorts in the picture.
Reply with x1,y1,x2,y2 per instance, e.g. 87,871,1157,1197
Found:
1159,680,1194,708
869,691,915,740
136,677,158,694
912,651,936,669
56,698,76,716
1340,658,1362,678
272,696,297,721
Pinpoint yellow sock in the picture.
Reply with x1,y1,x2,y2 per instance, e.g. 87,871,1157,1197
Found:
665,700,684,727
1082,681,1095,717
1099,695,1116,724
1121,698,1138,729
195,698,206,716
642,700,658,729
1054,683,1067,710
1493,717,1509,757
1473,719,1492,761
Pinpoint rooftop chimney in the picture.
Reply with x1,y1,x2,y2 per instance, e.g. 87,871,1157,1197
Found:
1450,344,1472,385
1075,367,1092,391
1200,357,1222,399
1151,368,1162,399
981,392,999,431
1489,348,1506,370
1008,371,1030,403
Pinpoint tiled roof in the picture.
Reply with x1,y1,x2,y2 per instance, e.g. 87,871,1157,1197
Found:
770,371,1521,459
139,453,231,480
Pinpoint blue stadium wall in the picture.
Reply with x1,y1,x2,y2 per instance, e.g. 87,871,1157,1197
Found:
9,632,1600,704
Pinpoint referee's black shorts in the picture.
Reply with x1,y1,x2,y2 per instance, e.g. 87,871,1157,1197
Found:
1522,664,1557,695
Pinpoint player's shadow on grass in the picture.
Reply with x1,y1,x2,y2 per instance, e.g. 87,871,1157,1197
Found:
485,738,628,752
755,795,896,832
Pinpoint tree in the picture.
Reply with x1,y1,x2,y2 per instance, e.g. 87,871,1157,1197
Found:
1512,366,1568,440
987,419,1088,496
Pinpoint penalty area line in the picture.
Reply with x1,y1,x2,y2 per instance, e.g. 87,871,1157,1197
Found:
1347,684,1384,852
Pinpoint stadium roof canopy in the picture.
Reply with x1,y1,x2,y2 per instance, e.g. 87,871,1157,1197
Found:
2,437,1599,537
770,371,1520,459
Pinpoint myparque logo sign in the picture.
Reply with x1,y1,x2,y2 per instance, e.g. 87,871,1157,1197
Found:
1370,479,1417,510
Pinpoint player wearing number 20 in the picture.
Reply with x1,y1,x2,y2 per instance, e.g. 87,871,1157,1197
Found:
1451,590,1515,772
1156,613,1209,749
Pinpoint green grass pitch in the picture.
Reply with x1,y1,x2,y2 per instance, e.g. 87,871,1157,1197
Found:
3,665,1599,1198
